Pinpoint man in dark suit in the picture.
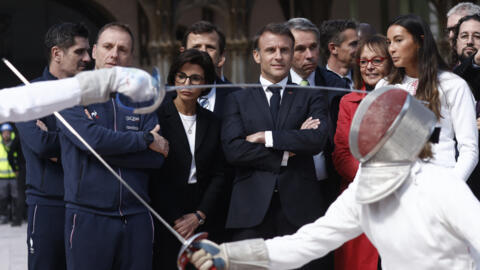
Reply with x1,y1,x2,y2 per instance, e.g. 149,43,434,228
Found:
222,23,329,269
181,20,239,118
286,18,347,199
319,19,358,133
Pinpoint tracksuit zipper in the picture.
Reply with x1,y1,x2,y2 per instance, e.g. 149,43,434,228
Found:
112,99,125,222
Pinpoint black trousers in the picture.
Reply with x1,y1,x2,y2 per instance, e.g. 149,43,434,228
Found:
232,191,334,270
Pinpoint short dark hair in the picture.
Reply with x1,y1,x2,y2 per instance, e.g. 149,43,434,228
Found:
319,19,357,59
167,49,216,96
252,22,295,50
182,21,226,55
44,22,89,64
96,22,134,52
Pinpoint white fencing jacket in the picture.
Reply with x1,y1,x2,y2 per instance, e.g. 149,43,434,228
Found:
265,162,480,270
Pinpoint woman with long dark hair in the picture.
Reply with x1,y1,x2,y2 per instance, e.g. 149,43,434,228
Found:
376,14,478,181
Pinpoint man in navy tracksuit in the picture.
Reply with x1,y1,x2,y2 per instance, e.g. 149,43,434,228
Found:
56,23,168,270
16,22,91,270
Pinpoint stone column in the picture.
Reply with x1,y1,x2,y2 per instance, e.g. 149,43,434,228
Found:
227,0,250,83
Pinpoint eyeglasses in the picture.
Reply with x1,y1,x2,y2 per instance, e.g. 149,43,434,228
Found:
457,32,480,43
357,57,386,67
175,72,204,85
445,26,455,35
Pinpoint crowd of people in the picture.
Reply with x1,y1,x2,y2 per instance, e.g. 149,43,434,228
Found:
0,1,479,270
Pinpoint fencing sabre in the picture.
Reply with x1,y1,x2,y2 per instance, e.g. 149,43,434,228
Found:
2,58,214,270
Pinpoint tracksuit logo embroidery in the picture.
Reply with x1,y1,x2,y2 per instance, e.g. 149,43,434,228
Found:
125,115,140,130
90,110,99,119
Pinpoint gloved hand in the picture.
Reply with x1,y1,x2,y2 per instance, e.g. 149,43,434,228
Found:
190,238,269,270
191,239,228,270
75,67,158,105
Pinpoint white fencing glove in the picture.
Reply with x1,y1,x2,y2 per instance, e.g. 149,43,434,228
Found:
191,239,270,270
75,67,157,105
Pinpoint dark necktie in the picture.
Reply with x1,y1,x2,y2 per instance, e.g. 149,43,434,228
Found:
198,96,209,108
344,77,352,88
268,85,281,124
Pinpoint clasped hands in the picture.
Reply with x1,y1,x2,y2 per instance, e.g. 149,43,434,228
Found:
174,211,206,239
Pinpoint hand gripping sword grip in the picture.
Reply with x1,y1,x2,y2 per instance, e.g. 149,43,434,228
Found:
177,232,217,270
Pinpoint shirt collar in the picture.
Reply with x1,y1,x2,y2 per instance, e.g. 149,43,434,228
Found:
326,64,353,81
290,69,315,86
204,80,216,99
43,67,58,80
260,75,288,91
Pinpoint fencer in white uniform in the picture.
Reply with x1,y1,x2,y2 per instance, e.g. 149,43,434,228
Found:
189,86,480,270
0,66,158,122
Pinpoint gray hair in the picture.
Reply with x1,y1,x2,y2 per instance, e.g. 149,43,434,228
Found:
447,2,480,17
285,18,320,43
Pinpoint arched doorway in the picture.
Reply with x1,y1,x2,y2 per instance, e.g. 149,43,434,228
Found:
0,0,114,88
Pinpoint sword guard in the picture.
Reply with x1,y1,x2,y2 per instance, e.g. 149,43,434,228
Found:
177,232,217,270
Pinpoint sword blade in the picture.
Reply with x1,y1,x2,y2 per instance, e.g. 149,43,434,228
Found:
164,83,366,93
1,58,187,245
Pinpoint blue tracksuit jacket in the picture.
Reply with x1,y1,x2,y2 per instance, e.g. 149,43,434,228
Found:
57,97,164,216
16,67,64,206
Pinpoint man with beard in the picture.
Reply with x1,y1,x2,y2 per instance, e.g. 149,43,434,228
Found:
446,2,480,46
451,14,480,201
15,22,90,270
452,14,480,99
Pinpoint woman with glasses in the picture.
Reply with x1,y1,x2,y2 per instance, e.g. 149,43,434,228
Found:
376,14,477,182
150,49,227,269
333,34,392,270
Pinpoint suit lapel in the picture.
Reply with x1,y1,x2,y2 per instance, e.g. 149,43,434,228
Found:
276,80,296,129
213,77,224,114
252,86,275,129
314,66,326,86
195,106,208,152
163,99,192,158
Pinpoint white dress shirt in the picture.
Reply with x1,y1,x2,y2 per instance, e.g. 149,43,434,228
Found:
376,71,478,181
178,112,197,184
290,69,328,180
266,162,480,270
259,75,290,166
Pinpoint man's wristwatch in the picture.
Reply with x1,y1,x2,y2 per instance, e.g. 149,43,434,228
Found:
194,212,205,225
143,131,154,145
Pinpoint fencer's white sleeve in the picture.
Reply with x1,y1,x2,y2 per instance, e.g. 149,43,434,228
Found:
264,184,363,270
0,78,81,123
433,175,480,254
443,76,478,181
